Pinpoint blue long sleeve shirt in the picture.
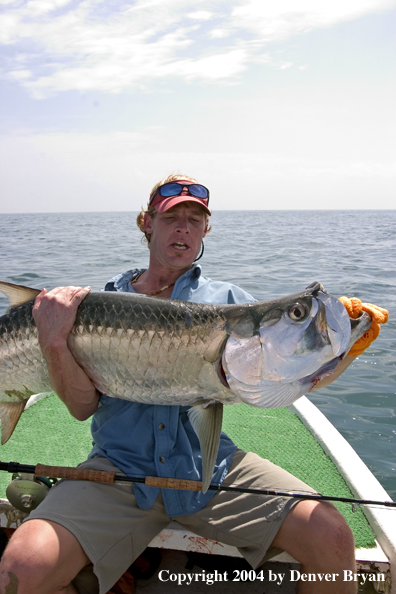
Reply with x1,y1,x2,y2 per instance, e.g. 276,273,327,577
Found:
88,265,256,517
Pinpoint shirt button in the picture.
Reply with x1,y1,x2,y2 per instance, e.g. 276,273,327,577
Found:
159,424,165,430
159,456,165,463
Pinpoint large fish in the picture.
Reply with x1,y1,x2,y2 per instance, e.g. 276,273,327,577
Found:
0,280,371,491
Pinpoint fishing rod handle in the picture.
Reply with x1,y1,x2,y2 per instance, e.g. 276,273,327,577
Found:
145,476,203,491
35,464,116,483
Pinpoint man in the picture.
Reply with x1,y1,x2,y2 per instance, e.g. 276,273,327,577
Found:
0,174,362,594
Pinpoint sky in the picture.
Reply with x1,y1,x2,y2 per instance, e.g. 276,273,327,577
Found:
1,0,395,212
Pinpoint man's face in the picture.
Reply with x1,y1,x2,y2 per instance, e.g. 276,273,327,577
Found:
144,201,208,272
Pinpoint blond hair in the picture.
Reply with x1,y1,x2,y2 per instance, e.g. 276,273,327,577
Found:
136,173,211,246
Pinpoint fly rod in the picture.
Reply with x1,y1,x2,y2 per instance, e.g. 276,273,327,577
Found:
1,460,395,509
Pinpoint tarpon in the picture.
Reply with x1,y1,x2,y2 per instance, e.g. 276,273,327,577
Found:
0,281,371,491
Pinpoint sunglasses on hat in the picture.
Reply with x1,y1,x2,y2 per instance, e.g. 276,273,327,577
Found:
150,182,210,205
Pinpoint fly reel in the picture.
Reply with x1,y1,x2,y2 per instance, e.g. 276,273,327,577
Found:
6,473,55,512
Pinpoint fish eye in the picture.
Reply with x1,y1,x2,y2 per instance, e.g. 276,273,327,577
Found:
288,303,308,321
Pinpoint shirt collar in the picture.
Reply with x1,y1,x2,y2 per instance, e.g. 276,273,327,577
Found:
112,265,202,296
172,265,201,297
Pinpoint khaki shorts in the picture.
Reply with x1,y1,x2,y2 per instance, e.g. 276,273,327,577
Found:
26,450,316,594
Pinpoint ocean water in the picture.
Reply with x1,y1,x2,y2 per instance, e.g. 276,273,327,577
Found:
0,210,395,499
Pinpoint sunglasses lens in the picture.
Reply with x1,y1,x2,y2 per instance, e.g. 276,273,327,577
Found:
188,184,208,199
159,183,183,197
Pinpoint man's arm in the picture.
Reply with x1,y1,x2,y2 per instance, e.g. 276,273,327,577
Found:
33,286,100,420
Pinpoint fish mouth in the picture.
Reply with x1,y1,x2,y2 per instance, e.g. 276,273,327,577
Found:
304,309,372,388
347,310,372,350
315,291,352,357
302,356,343,389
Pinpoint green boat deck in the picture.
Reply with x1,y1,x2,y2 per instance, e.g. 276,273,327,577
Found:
0,394,376,549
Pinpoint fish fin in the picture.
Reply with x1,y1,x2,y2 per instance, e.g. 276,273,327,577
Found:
0,401,27,444
188,402,223,494
24,392,52,410
0,281,41,310
228,378,307,408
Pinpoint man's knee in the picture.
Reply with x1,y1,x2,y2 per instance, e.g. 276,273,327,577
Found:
307,501,355,559
0,519,89,594
273,500,355,566
0,535,36,594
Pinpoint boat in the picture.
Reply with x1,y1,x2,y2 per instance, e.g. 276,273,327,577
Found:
0,393,395,593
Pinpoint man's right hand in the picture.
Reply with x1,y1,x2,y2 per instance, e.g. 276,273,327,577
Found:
33,286,91,354
33,285,100,421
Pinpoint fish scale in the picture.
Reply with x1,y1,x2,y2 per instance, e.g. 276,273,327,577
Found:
66,293,228,402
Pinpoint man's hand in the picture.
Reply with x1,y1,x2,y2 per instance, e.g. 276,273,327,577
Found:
33,286,91,354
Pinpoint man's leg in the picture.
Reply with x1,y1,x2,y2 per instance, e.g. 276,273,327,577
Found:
176,450,357,594
0,519,91,594
3,457,173,594
272,499,357,594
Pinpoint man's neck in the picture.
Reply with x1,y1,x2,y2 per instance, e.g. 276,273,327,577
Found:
132,264,192,296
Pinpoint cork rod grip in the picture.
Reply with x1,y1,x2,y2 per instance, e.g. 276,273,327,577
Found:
145,476,203,491
35,464,116,483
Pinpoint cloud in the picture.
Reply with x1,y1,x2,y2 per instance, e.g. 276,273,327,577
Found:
187,11,214,21
209,28,232,39
231,0,396,40
23,0,74,17
1,0,395,97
